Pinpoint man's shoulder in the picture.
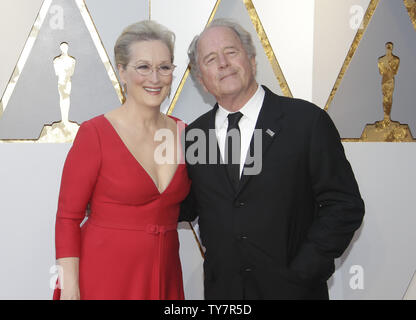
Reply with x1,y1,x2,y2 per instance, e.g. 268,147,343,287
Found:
186,108,215,131
263,86,323,118
283,97,322,116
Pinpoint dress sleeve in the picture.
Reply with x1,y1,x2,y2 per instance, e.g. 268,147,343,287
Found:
55,121,101,259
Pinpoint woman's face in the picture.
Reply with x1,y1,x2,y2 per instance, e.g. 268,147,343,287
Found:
119,40,173,109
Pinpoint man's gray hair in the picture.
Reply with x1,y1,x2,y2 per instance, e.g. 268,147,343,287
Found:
114,20,176,69
187,18,256,79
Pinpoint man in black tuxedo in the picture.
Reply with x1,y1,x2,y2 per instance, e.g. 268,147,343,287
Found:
179,19,364,299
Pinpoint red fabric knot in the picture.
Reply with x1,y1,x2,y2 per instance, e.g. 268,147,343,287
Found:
146,224,159,234
145,223,178,235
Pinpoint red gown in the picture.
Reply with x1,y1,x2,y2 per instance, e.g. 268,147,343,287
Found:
53,114,191,300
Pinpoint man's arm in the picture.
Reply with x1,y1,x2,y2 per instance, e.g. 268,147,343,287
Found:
178,187,198,222
289,108,365,285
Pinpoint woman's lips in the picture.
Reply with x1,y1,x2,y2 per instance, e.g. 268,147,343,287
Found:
144,87,162,94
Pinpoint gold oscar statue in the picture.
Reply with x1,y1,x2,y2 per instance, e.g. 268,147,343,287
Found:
379,42,399,123
38,42,79,142
404,0,416,30
360,42,414,142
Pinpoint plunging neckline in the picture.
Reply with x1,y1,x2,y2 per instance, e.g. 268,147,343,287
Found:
101,114,181,195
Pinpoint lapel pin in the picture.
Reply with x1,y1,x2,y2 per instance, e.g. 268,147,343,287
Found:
266,129,275,137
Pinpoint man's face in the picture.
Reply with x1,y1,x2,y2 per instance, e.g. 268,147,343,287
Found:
196,26,257,106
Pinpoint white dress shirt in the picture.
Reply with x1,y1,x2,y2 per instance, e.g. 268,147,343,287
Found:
215,85,265,177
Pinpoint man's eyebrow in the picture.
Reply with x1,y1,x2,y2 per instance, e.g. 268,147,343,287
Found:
202,52,216,62
202,46,239,61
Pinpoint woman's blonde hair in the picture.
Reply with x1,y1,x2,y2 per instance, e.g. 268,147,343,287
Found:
114,20,176,69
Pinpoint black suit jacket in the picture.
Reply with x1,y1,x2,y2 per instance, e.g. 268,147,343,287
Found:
179,86,364,299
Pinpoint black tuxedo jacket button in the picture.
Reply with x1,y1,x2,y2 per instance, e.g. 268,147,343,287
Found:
233,200,245,208
241,266,254,274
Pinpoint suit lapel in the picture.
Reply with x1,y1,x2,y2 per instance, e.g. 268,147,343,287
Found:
237,86,285,196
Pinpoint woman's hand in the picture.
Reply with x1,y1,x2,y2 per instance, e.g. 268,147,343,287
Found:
56,257,80,300
60,285,80,300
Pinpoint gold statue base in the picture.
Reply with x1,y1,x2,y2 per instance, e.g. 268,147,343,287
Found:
361,119,414,142
37,121,79,143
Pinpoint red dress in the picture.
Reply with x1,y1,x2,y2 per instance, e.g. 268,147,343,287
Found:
53,114,191,300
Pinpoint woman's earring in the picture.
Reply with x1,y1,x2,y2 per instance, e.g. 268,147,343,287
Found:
121,82,127,103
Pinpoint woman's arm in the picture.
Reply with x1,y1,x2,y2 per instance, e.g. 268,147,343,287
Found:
54,121,101,300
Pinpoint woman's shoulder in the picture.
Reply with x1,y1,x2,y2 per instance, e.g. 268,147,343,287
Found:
82,114,105,126
74,114,107,142
167,114,181,122
166,114,188,127
166,115,188,137
77,114,110,133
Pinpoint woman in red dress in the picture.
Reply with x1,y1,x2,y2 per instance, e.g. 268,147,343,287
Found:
53,20,190,300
